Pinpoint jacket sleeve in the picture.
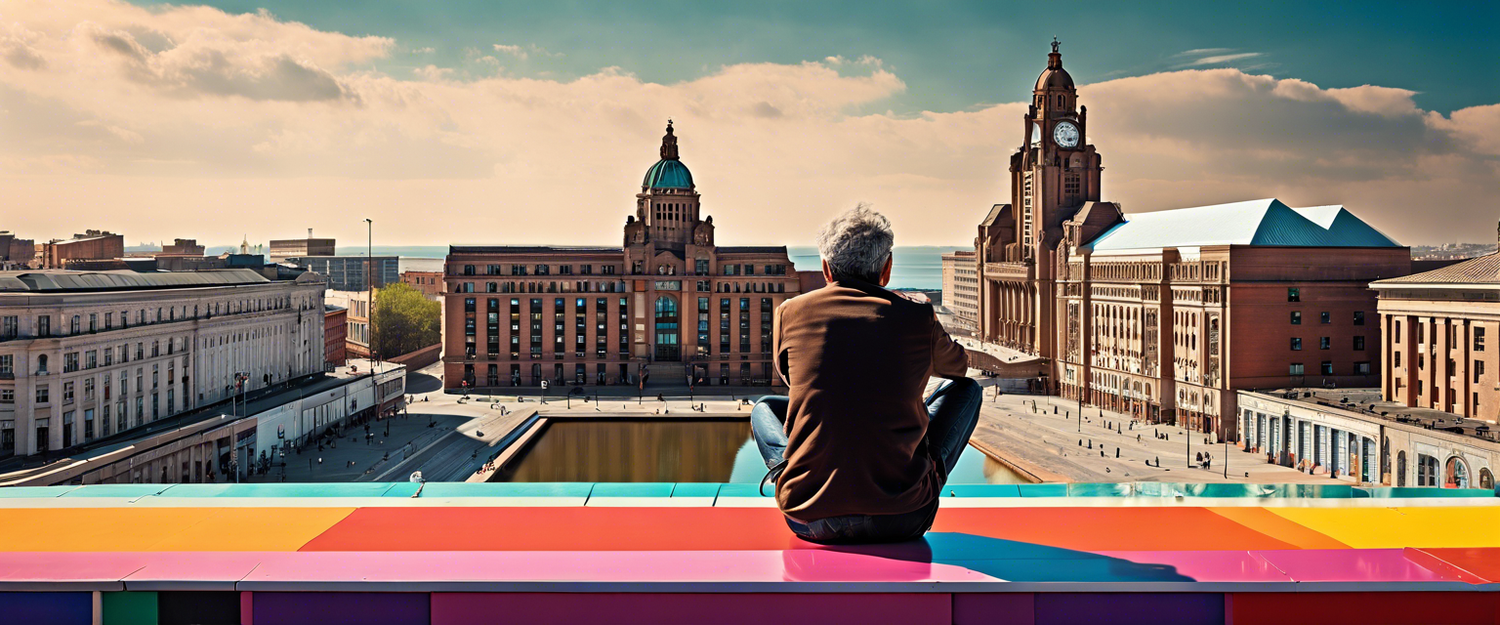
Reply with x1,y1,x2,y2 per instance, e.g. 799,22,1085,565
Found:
772,302,790,386
929,308,968,380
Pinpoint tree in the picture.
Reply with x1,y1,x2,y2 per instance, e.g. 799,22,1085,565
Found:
370,282,440,358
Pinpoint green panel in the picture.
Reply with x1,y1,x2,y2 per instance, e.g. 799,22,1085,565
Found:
60,484,172,498
716,483,774,498
1016,483,1068,497
669,483,722,497
1067,483,1134,497
0,486,79,498
1362,486,1497,498
590,483,674,497
102,591,158,625
380,482,422,497
150,483,405,498
413,482,594,498
946,484,1021,497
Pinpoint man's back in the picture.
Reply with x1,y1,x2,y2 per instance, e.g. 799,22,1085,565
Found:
773,277,967,521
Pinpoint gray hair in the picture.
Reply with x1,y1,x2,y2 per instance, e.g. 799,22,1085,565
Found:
816,203,893,282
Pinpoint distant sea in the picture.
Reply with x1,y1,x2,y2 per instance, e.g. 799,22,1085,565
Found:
325,245,966,291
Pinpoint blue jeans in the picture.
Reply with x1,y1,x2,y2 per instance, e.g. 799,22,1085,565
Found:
750,377,983,544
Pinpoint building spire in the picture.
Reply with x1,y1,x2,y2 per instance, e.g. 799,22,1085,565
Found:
659,119,679,161
1048,37,1063,69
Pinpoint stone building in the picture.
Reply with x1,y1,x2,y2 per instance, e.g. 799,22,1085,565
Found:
325,291,371,359
443,122,811,389
1239,390,1500,489
0,268,327,458
1372,248,1500,421
972,42,1411,439
41,230,124,269
941,250,979,333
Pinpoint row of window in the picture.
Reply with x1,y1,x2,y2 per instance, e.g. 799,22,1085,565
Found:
0,295,311,341
1290,336,1366,351
458,264,619,277
1289,361,1370,376
1288,310,1366,325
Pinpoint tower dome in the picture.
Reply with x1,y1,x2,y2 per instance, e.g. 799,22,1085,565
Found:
1035,38,1074,92
642,120,695,189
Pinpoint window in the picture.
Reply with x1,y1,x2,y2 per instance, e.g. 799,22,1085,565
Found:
63,381,74,403
1320,361,1333,375
1289,363,1304,376
1290,311,1301,325
0,389,11,402
1394,352,1402,367
1288,288,1300,302
0,354,10,375
1320,311,1331,324
0,315,16,338
1320,337,1331,350
1353,336,1365,350
1290,337,1302,351
1354,311,1365,326
1476,327,1486,352
1475,361,1485,383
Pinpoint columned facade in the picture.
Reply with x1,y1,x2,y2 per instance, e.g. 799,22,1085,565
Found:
442,122,811,390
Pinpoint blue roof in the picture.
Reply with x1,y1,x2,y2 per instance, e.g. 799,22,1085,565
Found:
643,159,694,189
1085,198,1401,252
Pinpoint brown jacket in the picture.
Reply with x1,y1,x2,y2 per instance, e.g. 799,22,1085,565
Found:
772,277,968,521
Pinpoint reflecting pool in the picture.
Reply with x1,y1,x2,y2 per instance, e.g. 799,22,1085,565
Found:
492,418,1030,484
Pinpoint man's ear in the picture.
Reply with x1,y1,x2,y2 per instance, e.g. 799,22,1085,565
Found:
822,259,834,283
878,254,893,287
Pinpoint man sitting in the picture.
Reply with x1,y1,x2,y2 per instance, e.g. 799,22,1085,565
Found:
752,204,981,544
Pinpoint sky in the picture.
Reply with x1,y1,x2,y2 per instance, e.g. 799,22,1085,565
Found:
0,0,1496,248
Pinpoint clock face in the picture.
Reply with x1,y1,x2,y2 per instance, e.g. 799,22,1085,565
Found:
1053,121,1080,148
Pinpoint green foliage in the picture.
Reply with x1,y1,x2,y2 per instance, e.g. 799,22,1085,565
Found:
370,282,440,358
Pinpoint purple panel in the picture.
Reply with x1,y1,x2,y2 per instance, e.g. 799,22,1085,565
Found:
1090,551,1292,583
253,592,430,625
953,593,1035,625
241,550,995,584
0,592,93,625
431,593,950,625
1254,549,1476,583
1034,593,1223,625
241,592,253,625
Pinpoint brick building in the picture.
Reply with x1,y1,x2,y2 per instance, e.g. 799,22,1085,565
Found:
970,42,1411,440
443,122,813,389
269,232,336,263
402,270,443,300
324,305,348,368
41,231,124,269
0,232,35,269
159,239,205,256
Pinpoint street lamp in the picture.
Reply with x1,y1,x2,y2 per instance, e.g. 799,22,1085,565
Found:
364,218,379,374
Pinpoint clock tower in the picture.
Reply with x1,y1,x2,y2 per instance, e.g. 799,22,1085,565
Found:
975,39,1107,363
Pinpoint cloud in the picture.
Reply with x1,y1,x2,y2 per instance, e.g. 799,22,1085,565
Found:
493,43,561,61
0,0,1494,249
1188,52,1262,65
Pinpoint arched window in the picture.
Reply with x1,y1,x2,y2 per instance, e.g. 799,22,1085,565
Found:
1445,457,1470,489
1480,468,1495,490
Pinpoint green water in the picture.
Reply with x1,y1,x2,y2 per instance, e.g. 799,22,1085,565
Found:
494,418,1028,484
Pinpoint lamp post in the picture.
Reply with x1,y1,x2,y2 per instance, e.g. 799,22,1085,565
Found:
364,218,379,374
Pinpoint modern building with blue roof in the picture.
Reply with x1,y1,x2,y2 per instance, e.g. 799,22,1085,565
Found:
970,44,1418,446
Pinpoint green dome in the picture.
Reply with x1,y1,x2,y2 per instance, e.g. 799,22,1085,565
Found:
643,159,694,189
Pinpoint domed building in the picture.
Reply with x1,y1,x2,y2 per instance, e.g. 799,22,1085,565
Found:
443,122,822,390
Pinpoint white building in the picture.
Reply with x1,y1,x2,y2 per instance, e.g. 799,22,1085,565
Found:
0,268,326,458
